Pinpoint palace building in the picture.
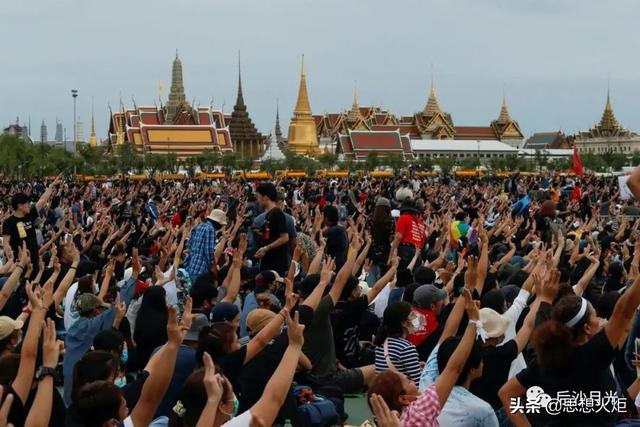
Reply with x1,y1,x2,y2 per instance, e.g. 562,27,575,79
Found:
108,53,233,157
574,91,640,155
320,80,524,160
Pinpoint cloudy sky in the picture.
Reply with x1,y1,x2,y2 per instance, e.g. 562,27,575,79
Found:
1,0,639,142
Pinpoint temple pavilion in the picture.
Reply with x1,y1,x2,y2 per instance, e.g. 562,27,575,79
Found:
108,53,233,157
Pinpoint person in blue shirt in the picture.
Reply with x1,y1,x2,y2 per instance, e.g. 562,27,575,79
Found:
239,271,283,338
63,262,139,406
183,209,227,279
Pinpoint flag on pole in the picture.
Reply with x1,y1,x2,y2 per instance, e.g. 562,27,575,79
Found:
572,144,584,177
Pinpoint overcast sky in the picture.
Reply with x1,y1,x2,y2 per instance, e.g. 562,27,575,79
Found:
2,0,639,142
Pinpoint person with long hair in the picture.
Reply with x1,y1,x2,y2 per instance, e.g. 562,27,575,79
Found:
499,269,640,426
368,197,394,286
133,286,169,371
374,301,422,385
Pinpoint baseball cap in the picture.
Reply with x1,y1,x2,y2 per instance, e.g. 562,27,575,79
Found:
76,294,111,315
210,302,240,323
184,314,210,342
247,309,276,334
207,209,228,225
479,307,511,338
413,285,447,309
0,316,23,340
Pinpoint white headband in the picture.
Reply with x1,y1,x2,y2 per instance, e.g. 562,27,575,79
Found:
565,298,588,328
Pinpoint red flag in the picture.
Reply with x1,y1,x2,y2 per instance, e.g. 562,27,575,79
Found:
572,144,584,178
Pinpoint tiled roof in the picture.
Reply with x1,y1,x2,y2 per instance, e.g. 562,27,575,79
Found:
454,126,497,139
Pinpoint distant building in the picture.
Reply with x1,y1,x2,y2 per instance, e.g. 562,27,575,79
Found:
410,139,518,162
519,148,573,160
2,118,32,142
337,130,413,161
524,131,570,150
574,92,640,155
324,81,524,159
40,120,48,143
260,131,286,162
287,56,320,155
55,120,63,143
108,53,233,157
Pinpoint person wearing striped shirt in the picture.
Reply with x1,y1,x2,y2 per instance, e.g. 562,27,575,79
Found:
374,301,422,385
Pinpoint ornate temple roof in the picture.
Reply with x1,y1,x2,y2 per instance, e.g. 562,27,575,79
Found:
424,79,443,117
576,91,635,139
293,56,312,115
228,55,265,157
287,55,320,154
337,130,413,161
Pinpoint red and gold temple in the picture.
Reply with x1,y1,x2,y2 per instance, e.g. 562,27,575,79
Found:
108,53,233,157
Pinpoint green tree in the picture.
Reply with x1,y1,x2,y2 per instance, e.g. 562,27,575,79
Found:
221,152,240,173
547,157,572,172
459,157,478,170
318,152,337,169
364,152,380,171
434,156,455,176
382,154,405,172
411,156,433,172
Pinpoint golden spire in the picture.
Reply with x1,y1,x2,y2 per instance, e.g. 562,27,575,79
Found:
293,55,312,115
347,83,363,122
598,88,620,132
89,97,98,147
288,54,319,155
496,95,512,124
424,78,442,117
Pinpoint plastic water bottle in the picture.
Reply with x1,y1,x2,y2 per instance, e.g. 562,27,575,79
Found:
283,419,293,427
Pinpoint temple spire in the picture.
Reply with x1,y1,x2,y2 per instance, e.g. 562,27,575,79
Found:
424,78,442,117
235,51,246,110
165,51,187,124
275,99,282,141
598,88,620,133
347,83,363,122
293,55,312,115
288,55,319,154
496,95,512,124
89,97,97,147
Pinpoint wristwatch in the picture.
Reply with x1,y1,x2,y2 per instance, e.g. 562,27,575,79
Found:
35,366,56,381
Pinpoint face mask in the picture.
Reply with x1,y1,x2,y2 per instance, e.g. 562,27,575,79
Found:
232,394,240,417
121,347,128,365
114,376,127,388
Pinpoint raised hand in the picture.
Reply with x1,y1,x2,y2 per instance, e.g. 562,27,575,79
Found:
202,353,224,402
369,394,401,427
285,309,305,348
320,257,335,284
463,288,479,321
42,318,64,368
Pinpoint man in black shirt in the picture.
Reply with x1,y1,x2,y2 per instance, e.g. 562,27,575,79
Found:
254,183,290,275
2,174,61,277
323,205,349,270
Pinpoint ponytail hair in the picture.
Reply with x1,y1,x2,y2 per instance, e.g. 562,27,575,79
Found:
374,301,412,346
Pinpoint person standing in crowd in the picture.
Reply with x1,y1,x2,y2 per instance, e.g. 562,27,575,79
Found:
254,183,290,275
183,208,227,279
323,205,349,270
392,199,426,268
2,173,62,275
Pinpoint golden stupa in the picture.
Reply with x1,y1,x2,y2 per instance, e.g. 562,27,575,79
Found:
287,55,320,155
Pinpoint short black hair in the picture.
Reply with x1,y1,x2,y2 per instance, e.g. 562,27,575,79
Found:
10,193,30,210
339,276,359,301
323,205,339,224
190,278,219,309
437,336,483,385
256,182,278,202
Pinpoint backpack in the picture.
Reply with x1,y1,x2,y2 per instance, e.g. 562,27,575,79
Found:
293,385,340,427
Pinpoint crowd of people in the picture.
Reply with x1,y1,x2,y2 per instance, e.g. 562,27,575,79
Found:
1,169,640,426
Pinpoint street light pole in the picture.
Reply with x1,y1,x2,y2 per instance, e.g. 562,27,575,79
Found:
71,89,78,152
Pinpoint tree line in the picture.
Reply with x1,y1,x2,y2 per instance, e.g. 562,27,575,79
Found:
0,135,634,178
